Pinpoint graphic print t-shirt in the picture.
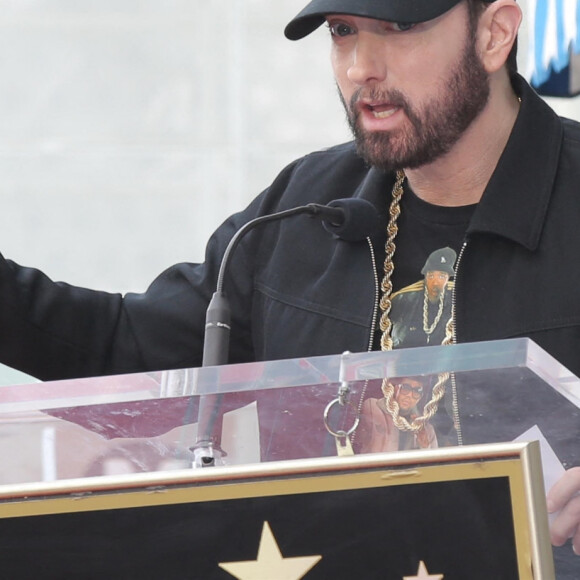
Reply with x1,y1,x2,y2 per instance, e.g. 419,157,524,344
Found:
385,184,476,349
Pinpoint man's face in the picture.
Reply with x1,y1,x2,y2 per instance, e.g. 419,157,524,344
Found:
425,270,450,302
394,378,424,411
329,3,490,171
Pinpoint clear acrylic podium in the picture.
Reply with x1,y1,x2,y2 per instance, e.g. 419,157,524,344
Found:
0,337,575,578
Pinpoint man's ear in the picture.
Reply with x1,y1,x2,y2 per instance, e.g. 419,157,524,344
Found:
476,0,522,73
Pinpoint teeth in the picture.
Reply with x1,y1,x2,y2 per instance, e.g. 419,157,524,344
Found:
372,108,396,119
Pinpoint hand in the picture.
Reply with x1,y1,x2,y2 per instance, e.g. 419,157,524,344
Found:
547,466,580,553
411,416,430,448
415,427,430,448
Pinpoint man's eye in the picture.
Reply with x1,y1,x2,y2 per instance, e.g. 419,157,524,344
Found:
392,22,416,32
328,22,355,37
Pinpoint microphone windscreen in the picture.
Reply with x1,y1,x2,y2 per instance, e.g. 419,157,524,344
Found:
323,198,380,241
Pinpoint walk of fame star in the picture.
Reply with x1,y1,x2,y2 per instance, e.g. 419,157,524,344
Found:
403,560,444,580
218,521,322,580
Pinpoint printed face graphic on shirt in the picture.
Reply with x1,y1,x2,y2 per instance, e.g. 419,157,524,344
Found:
389,246,457,349
424,270,450,302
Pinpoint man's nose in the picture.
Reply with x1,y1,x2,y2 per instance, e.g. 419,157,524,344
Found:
346,32,388,86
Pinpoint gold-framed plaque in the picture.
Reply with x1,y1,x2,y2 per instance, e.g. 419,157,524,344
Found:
0,441,554,579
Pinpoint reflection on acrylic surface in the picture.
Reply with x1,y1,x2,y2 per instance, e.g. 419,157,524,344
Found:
0,340,577,486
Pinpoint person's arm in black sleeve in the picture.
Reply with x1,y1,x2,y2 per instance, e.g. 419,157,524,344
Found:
0,158,302,382
0,258,126,381
0,209,251,381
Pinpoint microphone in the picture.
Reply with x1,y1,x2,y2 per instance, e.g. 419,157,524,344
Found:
319,198,380,242
204,198,378,367
193,198,379,467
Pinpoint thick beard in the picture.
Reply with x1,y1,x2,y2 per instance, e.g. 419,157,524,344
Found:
342,35,490,172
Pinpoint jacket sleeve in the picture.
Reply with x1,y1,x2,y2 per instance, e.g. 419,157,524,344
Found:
0,159,302,382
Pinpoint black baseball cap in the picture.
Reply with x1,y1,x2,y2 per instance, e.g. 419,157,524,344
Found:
285,0,464,40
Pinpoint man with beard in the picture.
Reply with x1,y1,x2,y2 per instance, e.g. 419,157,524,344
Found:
0,0,580,573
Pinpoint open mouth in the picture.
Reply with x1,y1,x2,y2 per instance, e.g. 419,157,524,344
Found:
368,104,398,119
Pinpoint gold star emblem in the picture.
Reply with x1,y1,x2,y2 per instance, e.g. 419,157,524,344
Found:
218,521,322,580
403,560,444,580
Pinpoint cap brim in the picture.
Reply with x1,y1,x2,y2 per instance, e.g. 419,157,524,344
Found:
284,0,462,40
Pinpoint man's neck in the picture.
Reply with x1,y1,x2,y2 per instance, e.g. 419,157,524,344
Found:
404,76,520,207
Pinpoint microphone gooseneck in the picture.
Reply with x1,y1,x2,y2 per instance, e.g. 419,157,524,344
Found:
203,198,378,368
202,206,312,369
195,197,379,467
215,198,378,297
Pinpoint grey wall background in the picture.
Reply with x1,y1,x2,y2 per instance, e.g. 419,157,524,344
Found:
0,0,348,293
0,1,576,294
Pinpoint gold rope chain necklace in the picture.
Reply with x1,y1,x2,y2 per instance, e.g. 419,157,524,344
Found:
378,170,453,433
423,286,445,338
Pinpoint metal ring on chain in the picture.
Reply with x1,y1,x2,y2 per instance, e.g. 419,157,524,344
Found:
323,398,360,438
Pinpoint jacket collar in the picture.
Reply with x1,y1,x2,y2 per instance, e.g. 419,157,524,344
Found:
466,75,563,250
